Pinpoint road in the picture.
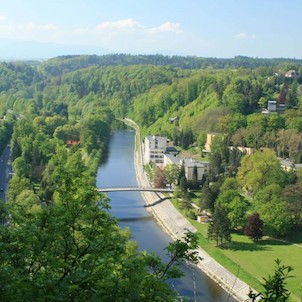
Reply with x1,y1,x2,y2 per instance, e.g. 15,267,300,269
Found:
0,145,12,201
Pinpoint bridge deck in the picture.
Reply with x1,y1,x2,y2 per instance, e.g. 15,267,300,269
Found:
97,187,174,193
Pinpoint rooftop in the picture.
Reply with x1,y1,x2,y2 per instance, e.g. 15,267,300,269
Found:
280,159,302,170
164,153,181,165
182,158,209,168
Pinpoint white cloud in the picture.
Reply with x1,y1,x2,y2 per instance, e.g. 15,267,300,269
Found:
41,23,58,31
0,17,207,55
235,32,258,40
69,18,207,55
235,32,248,40
95,18,142,31
149,22,183,34
0,17,60,43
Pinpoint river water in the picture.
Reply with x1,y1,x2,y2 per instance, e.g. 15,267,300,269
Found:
96,130,236,302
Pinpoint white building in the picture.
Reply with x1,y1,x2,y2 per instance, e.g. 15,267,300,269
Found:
163,153,209,181
261,100,285,115
144,135,167,164
285,70,297,78
280,159,302,171
267,100,277,112
182,158,209,181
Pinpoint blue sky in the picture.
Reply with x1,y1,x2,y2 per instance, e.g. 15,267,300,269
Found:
0,0,300,59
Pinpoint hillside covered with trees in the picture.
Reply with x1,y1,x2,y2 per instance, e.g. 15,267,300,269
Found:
1,54,302,300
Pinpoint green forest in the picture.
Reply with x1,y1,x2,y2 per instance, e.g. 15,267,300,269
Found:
1,54,302,301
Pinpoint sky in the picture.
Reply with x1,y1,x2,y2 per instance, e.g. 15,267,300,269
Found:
0,0,300,59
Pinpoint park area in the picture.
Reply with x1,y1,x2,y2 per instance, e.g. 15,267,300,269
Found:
191,219,302,301
171,197,302,301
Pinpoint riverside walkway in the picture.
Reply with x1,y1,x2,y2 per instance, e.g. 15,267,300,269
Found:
97,186,175,193
123,117,253,302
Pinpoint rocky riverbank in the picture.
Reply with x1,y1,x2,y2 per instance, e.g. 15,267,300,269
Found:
124,117,253,302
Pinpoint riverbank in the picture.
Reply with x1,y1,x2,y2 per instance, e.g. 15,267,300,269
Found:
124,118,254,302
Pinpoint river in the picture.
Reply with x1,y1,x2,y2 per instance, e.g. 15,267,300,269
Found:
96,130,236,301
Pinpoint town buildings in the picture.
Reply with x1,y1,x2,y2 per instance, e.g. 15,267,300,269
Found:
145,135,209,181
181,158,209,182
144,135,167,164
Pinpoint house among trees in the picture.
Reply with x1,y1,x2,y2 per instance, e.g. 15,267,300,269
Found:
229,146,254,156
285,69,297,78
66,140,81,146
197,213,212,224
169,116,179,123
204,132,227,152
181,158,209,182
163,153,209,181
280,158,302,171
204,133,219,152
261,100,285,115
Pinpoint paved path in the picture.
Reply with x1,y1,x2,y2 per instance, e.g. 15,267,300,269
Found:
125,118,255,302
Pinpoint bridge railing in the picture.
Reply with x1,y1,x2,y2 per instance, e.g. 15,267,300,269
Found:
97,186,175,192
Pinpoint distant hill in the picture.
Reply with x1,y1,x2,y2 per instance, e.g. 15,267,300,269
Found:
39,54,302,76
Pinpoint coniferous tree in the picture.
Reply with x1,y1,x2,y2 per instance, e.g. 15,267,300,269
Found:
208,204,231,247
178,163,186,184
190,165,199,189
199,181,219,213
179,176,188,193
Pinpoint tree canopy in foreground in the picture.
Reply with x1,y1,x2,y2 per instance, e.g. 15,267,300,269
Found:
0,147,199,302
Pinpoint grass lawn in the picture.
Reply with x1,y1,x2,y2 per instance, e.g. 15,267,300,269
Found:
188,190,202,205
223,233,302,301
171,199,302,301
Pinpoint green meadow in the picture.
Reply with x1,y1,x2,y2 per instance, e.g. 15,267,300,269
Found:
172,199,302,301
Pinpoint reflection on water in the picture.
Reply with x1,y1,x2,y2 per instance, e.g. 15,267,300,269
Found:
96,130,237,302
118,216,154,222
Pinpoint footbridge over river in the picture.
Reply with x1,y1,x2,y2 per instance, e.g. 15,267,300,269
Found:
97,186,175,193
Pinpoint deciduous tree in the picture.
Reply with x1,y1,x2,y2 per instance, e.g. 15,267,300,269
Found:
216,189,248,230
259,197,291,237
249,259,293,302
282,182,302,225
153,167,167,188
163,164,180,188
0,149,199,301
237,150,285,194
244,212,263,242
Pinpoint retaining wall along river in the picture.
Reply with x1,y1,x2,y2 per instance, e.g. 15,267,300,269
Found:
96,130,242,301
